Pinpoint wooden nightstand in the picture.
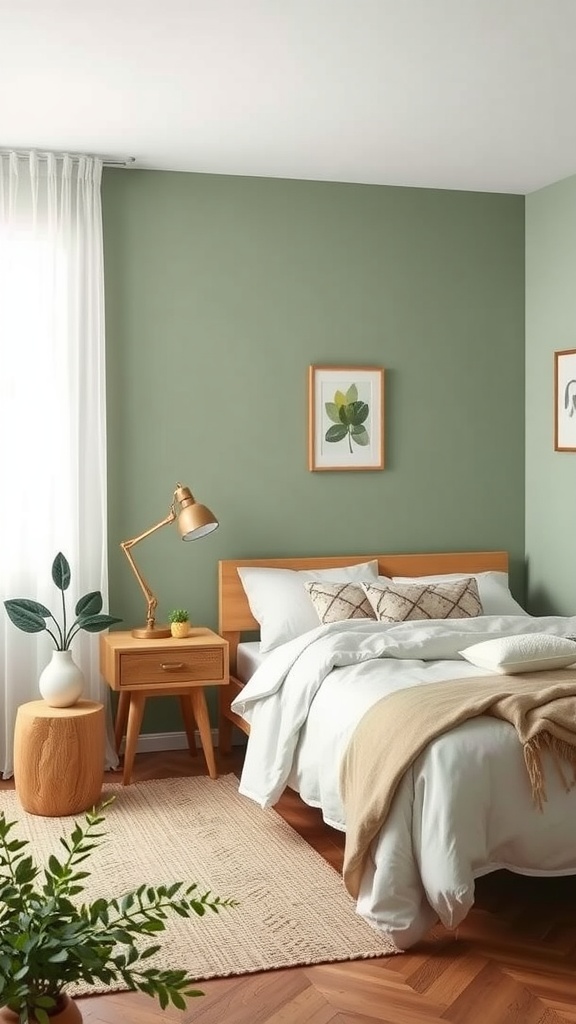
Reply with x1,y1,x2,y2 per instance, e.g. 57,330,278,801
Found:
99,628,229,785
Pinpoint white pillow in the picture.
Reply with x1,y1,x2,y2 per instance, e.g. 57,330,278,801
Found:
392,571,527,616
459,633,576,674
237,561,381,653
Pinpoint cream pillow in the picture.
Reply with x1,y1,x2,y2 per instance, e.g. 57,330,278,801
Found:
459,634,576,674
237,561,381,652
304,581,375,624
363,577,482,623
392,571,527,616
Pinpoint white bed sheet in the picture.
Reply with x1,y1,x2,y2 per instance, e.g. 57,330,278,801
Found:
232,614,576,949
236,641,266,684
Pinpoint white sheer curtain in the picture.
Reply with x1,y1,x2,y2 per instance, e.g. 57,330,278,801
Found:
0,151,118,776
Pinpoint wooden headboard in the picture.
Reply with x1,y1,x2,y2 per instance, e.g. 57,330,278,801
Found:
216,550,509,752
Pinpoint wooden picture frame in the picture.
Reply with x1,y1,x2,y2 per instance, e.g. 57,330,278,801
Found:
554,349,576,452
308,365,384,471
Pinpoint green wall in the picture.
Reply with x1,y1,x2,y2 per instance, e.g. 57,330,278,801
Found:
526,174,576,614
102,169,526,733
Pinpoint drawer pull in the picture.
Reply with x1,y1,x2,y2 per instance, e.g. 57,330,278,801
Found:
160,662,185,671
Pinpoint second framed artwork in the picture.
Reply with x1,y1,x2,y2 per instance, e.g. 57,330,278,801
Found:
308,365,385,471
554,349,576,452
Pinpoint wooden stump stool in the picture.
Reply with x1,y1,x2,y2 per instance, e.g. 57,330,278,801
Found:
14,700,105,816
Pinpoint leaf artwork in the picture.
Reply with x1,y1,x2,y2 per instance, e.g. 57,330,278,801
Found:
324,383,370,453
564,379,576,417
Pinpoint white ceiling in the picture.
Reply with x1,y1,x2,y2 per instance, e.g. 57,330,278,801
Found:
3,0,576,194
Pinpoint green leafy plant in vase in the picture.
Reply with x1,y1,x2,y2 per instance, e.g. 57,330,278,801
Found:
168,608,190,639
0,800,237,1024
4,553,122,708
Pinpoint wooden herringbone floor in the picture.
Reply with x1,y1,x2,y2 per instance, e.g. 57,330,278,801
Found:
4,748,576,1024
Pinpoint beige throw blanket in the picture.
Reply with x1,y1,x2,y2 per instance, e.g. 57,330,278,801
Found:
340,671,576,898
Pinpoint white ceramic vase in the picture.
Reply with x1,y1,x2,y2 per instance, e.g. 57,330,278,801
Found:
38,650,84,708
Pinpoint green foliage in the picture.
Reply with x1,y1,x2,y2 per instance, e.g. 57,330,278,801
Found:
3,553,122,651
324,384,370,453
168,609,190,624
0,801,238,1022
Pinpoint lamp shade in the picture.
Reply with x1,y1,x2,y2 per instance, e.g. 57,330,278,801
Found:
174,485,219,541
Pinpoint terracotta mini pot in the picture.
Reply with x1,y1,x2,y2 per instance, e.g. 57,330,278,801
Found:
0,993,82,1023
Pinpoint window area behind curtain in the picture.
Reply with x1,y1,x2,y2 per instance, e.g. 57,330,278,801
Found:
0,151,118,776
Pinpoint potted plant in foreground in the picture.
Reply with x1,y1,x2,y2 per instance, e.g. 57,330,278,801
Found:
168,609,190,639
0,800,237,1023
4,553,122,707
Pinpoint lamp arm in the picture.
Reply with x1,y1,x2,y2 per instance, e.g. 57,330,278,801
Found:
120,510,176,631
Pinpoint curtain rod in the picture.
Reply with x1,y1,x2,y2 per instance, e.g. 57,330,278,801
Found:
0,149,136,168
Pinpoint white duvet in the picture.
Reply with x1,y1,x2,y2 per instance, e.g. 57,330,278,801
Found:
232,614,576,948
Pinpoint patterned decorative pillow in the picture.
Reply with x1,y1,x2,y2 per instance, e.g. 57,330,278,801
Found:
304,581,375,624
362,577,483,623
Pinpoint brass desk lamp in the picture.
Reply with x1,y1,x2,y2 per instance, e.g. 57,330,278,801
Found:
121,483,218,639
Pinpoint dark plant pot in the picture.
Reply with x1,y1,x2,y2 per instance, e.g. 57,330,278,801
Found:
0,993,82,1023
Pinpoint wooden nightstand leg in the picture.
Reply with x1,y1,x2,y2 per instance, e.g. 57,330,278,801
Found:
178,695,198,756
114,690,130,754
189,689,217,779
123,693,146,786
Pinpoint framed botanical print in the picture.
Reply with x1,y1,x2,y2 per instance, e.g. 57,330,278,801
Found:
308,365,385,471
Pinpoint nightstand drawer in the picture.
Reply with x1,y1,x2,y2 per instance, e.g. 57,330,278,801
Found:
119,647,225,687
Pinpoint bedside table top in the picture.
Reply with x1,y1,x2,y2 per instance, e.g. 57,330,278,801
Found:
101,627,227,653
17,699,104,719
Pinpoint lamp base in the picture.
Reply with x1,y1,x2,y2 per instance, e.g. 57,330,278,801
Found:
131,626,172,639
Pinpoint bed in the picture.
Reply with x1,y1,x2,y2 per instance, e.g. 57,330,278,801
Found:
218,551,576,949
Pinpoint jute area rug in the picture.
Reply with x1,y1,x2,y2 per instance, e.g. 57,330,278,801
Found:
0,774,396,994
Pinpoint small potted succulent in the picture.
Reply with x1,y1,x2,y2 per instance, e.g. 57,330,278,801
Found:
4,553,121,708
0,800,237,1023
168,608,190,639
